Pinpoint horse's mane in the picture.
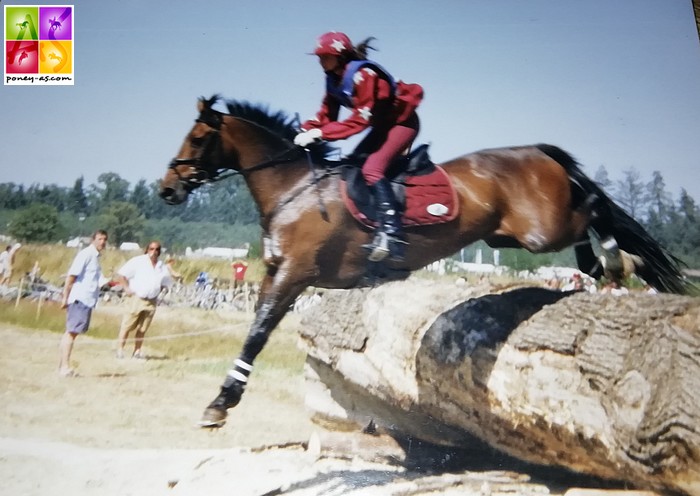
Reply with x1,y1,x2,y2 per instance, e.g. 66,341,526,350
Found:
200,95,334,161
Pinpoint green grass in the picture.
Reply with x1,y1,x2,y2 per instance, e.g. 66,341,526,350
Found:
0,300,306,377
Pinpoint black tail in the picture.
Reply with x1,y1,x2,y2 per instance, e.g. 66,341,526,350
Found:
536,144,689,294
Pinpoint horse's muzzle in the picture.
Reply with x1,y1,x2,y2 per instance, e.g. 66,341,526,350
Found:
159,186,187,205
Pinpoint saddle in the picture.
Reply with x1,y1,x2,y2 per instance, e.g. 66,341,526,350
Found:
340,144,459,227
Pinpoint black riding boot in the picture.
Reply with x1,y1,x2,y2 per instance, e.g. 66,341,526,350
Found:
366,178,406,263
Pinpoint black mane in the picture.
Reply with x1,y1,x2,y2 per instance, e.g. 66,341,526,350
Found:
225,99,297,141
199,95,334,160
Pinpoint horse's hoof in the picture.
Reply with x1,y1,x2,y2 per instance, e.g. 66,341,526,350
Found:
198,407,227,428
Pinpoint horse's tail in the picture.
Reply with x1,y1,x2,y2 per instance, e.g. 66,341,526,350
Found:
536,144,690,295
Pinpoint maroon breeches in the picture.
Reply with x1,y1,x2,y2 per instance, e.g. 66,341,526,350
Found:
357,113,420,185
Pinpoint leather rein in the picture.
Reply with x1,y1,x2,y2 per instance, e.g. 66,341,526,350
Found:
167,114,303,189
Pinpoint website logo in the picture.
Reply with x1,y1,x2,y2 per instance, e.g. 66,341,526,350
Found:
4,5,74,85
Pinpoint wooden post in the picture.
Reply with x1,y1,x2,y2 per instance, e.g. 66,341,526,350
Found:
36,291,44,320
14,278,24,308
244,282,252,314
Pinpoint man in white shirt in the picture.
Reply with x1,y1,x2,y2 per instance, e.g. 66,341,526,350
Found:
0,246,11,285
59,230,108,377
115,241,171,359
0,243,21,285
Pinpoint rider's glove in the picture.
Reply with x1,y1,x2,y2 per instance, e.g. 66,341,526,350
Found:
293,128,323,147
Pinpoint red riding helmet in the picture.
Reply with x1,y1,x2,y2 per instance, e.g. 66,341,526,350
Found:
314,31,352,57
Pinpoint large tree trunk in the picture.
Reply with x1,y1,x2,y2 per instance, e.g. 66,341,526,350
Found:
298,278,700,495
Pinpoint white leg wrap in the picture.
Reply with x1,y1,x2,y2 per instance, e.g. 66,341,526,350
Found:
234,359,253,371
601,237,618,250
227,369,248,383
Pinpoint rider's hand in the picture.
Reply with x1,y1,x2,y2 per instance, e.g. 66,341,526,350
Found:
294,128,322,147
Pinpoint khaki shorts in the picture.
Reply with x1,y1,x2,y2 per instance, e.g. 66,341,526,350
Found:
119,296,157,334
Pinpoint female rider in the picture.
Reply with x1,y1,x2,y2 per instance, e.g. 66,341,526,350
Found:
294,31,424,262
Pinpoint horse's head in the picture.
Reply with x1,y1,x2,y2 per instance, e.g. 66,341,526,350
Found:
160,96,227,205
160,96,334,206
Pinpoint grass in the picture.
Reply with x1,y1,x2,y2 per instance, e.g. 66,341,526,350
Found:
0,299,307,377
9,244,267,287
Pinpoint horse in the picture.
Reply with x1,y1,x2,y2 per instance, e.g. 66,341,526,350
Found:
160,95,689,428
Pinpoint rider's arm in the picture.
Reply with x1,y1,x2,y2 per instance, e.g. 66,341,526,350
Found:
315,68,392,141
301,95,340,131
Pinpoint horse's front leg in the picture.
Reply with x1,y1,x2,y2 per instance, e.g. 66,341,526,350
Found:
199,267,308,427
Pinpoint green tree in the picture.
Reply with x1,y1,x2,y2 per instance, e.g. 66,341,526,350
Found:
593,165,612,192
93,173,130,212
130,179,151,215
99,202,145,245
67,176,89,214
646,171,672,219
8,203,65,242
144,180,176,219
28,184,68,212
615,168,646,218
0,183,28,210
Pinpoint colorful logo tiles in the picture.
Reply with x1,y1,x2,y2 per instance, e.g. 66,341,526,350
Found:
4,5,74,85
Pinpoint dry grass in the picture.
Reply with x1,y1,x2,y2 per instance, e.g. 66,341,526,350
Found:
0,299,307,379
9,243,267,286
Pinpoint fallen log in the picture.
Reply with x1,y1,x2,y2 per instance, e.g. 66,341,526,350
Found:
298,277,700,495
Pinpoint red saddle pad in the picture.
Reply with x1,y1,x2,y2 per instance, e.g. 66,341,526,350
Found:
341,165,459,228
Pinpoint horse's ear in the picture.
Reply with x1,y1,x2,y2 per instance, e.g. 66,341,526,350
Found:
197,98,206,113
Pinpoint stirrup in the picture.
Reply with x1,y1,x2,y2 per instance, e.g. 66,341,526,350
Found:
365,232,390,262
365,232,406,263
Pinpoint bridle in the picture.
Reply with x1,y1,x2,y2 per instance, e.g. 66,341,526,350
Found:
167,111,225,189
166,107,337,224
167,111,302,190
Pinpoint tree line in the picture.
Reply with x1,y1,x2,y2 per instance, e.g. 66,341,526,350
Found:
0,172,259,252
0,166,698,268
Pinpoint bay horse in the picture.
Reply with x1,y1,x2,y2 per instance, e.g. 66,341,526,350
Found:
160,95,688,428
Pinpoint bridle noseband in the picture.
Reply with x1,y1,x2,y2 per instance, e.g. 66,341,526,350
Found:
168,112,224,189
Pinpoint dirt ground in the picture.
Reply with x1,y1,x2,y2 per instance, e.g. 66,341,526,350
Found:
0,314,328,496
0,317,657,496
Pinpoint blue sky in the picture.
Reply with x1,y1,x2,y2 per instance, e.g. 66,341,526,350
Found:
2,0,700,201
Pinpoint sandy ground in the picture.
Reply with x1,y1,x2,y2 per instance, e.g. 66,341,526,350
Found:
0,321,326,496
0,321,656,496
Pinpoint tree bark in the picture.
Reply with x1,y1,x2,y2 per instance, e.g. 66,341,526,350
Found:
298,278,700,495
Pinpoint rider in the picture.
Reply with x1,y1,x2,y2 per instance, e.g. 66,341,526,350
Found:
294,31,424,262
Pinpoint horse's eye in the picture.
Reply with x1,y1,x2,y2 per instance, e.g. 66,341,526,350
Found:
191,137,205,147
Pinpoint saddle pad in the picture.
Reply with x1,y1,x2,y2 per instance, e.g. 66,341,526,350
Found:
341,165,459,228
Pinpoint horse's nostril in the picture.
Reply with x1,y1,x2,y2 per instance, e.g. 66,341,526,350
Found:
160,188,174,199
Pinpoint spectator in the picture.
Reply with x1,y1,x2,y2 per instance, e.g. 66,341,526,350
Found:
59,230,109,377
0,243,21,285
231,259,248,291
115,241,171,359
195,271,209,290
164,255,182,282
0,245,11,285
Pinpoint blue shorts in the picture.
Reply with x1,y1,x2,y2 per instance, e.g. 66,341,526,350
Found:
66,301,93,334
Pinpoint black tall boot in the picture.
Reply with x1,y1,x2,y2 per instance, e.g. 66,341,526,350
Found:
366,178,406,263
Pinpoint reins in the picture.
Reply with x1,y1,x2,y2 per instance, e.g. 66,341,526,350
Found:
209,146,303,183
168,106,343,225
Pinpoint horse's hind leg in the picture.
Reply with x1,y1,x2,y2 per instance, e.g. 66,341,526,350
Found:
587,197,625,282
574,233,603,279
